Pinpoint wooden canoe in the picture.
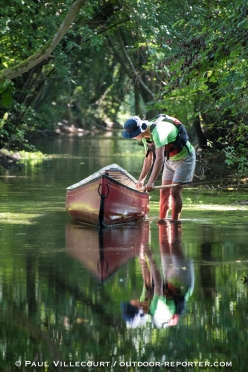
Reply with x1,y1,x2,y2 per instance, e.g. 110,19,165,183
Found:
66,164,149,227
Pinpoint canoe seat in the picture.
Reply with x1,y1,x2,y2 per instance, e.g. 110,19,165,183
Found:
104,169,136,188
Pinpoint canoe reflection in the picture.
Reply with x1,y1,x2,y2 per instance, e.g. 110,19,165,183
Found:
65,222,150,282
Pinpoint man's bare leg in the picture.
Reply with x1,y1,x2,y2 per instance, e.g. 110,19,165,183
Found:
159,180,172,220
170,185,183,220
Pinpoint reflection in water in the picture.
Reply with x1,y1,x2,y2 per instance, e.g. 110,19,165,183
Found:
200,241,217,300
66,222,150,282
122,222,194,328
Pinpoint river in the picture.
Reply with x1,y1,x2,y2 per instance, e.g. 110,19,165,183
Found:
0,133,247,371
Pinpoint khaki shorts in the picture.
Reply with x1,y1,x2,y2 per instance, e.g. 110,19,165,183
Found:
161,254,195,294
162,148,196,183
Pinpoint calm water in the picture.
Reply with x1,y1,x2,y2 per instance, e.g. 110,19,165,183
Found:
0,133,247,372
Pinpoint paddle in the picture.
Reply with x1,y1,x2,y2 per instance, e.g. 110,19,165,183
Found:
136,178,232,192
136,183,180,191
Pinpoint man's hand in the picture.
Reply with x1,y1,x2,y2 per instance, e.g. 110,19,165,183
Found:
135,180,144,189
143,182,154,192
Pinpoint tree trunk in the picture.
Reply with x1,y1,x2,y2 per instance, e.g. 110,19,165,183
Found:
193,113,208,148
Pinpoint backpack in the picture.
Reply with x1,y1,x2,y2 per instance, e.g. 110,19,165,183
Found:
148,114,190,159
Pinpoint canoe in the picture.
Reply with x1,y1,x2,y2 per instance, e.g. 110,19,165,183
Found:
66,222,149,282
66,163,149,227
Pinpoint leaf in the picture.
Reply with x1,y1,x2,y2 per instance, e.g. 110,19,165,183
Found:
0,112,8,129
210,76,217,83
230,49,239,58
1,83,14,107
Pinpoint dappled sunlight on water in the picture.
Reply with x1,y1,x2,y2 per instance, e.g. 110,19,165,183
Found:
0,212,44,224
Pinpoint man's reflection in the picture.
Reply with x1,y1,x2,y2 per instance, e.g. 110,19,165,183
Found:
121,222,194,328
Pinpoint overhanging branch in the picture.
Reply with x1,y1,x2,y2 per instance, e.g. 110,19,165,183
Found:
0,0,85,81
117,30,154,99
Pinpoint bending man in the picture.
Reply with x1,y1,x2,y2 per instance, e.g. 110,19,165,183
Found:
122,114,196,222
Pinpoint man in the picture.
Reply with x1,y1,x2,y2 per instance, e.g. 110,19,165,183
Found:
122,114,195,222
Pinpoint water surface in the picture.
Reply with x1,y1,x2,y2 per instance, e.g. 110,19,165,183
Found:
0,133,247,371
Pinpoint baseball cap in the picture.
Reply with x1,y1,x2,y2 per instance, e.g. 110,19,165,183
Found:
121,302,149,328
122,116,142,138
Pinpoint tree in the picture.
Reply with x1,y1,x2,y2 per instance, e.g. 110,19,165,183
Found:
0,0,127,148
0,0,247,177
131,0,248,174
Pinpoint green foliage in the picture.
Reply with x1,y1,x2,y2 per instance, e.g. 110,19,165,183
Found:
224,145,248,177
0,148,43,160
0,0,71,66
0,80,14,114
0,0,247,169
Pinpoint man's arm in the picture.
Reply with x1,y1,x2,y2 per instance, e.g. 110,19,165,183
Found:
136,150,153,188
143,146,164,192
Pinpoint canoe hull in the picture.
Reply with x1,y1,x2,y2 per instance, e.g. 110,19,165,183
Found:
66,177,102,225
66,165,149,227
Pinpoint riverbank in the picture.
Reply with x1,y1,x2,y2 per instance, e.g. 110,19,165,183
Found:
0,122,108,169
0,149,24,169
0,149,45,169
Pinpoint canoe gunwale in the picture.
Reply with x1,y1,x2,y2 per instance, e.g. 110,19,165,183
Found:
102,174,148,197
66,174,148,197
66,163,138,191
